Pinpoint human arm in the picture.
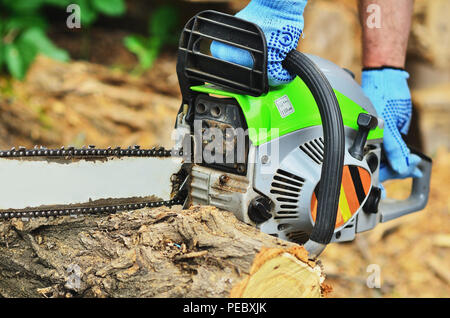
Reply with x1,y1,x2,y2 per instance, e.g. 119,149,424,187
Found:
360,0,413,69
359,0,422,181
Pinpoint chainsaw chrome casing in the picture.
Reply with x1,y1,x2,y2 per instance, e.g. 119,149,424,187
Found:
186,55,384,244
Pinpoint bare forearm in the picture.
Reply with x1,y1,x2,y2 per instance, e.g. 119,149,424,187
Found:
359,0,414,68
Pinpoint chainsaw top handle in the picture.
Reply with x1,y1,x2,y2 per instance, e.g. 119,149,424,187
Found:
177,10,345,258
283,51,345,258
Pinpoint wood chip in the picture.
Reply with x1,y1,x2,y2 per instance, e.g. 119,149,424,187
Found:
175,250,208,261
432,234,450,248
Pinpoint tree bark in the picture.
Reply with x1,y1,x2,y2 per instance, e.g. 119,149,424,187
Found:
0,206,328,298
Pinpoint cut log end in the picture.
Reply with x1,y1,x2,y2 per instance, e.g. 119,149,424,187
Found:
230,246,328,298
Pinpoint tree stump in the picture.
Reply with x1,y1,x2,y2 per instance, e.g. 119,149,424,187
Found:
0,206,328,298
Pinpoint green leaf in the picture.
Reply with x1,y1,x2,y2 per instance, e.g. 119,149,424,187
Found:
2,0,47,13
0,19,5,37
42,0,72,8
4,43,25,79
5,15,48,33
123,35,147,51
0,43,5,69
149,6,179,39
76,0,98,26
123,35,159,70
15,35,39,72
92,0,125,16
20,28,69,62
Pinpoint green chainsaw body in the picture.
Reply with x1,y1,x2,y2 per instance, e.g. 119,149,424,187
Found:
175,10,432,251
182,53,388,244
191,77,384,146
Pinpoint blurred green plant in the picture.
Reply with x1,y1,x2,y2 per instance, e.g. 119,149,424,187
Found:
0,0,69,79
69,0,126,27
124,5,179,74
0,0,126,80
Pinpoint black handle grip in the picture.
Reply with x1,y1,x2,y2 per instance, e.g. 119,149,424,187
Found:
177,10,269,98
283,51,345,247
349,113,378,161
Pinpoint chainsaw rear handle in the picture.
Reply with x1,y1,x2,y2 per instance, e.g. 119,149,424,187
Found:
283,51,345,259
379,151,432,222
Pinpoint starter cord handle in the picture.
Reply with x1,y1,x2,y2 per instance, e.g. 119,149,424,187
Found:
283,50,345,258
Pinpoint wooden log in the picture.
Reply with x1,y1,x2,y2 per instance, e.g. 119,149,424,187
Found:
0,206,328,298
230,246,327,297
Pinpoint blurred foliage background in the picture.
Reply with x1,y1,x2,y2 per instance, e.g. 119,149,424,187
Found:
0,0,168,78
0,0,449,298
0,0,131,78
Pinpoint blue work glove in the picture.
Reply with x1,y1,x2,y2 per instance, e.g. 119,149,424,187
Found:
378,153,423,199
210,0,308,86
362,67,422,183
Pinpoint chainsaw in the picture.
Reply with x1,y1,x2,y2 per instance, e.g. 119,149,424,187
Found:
0,11,432,258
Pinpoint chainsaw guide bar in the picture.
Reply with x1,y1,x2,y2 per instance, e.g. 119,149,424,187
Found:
0,145,188,220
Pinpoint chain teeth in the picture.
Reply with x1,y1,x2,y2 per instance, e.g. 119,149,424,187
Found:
0,197,186,220
0,145,186,220
0,145,183,158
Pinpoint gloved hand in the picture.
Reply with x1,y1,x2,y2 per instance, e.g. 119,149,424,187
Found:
210,0,308,86
362,67,422,183
379,153,422,183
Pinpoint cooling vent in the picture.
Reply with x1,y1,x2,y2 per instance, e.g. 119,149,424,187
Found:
270,169,305,219
287,231,310,245
299,137,324,164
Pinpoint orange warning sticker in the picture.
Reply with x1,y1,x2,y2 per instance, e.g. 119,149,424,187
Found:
311,166,371,229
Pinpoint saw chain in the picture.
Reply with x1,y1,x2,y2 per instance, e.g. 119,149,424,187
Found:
0,145,187,220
